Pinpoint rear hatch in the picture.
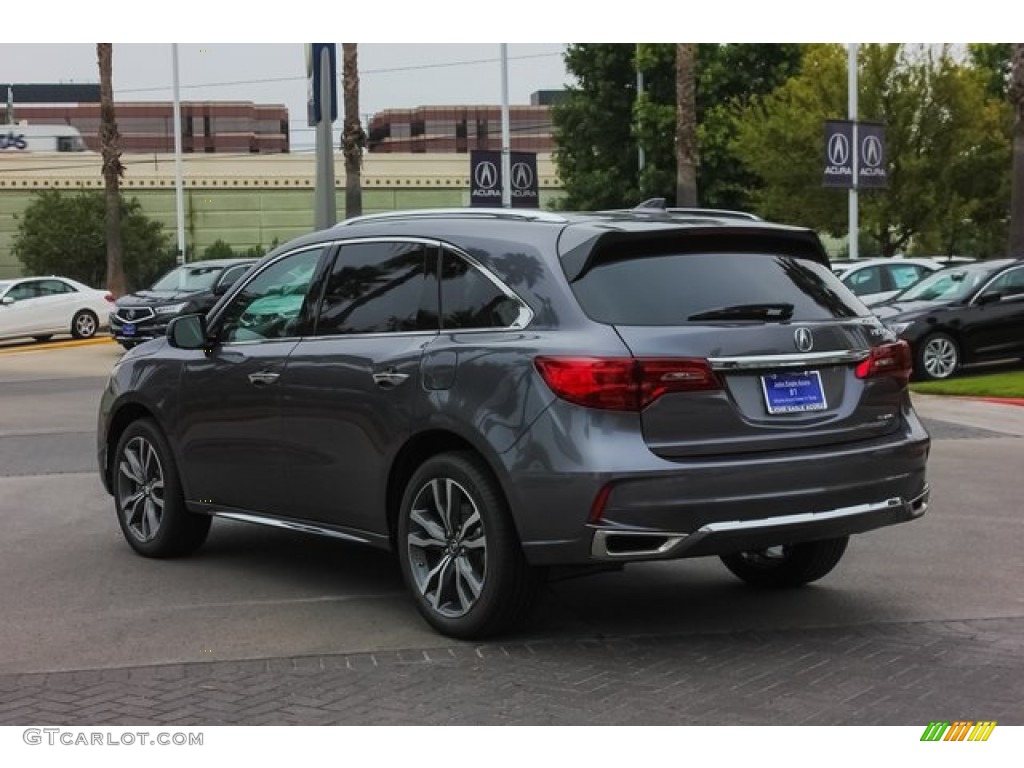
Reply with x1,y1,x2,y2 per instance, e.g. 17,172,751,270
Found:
560,227,910,458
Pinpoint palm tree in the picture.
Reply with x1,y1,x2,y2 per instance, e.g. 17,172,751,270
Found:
675,43,698,207
1010,44,1024,256
342,43,365,219
97,43,125,296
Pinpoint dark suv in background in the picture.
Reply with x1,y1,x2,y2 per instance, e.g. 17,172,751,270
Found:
97,209,930,639
110,258,254,348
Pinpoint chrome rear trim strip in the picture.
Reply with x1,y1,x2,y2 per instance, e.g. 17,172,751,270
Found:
708,350,870,371
698,497,903,534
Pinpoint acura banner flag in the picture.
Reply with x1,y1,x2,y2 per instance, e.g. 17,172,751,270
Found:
823,120,887,189
469,150,539,208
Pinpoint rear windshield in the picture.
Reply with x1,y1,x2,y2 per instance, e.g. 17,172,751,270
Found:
569,252,866,325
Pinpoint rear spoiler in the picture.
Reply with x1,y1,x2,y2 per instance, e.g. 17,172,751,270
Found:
560,226,830,283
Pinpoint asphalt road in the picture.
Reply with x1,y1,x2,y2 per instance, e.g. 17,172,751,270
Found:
1,340,1022,725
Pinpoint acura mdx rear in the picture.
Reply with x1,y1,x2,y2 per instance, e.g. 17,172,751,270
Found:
98,210,930,639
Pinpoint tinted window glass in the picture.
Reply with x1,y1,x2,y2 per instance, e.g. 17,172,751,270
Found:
219,248,324,342
889,264,927,290
843,266,883,295
316,241,430,335
570,252,864,325
985,267,1024,298
218,264,251,291
152,265,224,292
39,279,74,295
7,281,42,301
441,250,523,329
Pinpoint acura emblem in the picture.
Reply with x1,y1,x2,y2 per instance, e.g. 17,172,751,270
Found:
794,327,814,352
474,161,498,190
827,133,850,167
511,162,533,189
861,135,883,168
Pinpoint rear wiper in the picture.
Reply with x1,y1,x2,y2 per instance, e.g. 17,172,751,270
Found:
687,303,795,322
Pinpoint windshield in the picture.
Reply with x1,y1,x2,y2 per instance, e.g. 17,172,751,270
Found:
151,265,224,292
895,265,996,303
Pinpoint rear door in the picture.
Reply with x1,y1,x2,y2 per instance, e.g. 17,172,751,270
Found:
567,244,905,459
277,238,436,534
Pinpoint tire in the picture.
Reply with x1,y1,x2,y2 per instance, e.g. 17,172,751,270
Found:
112,418,210,558
71,309,98,339
396,451,542,639
720,536,849,588
32,335,53,343
915,332,959,381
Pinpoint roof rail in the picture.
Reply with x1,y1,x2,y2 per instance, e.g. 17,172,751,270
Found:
335,208,568,227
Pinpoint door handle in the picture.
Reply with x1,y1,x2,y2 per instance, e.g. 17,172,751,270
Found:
372,369,410,388
248,371,280,386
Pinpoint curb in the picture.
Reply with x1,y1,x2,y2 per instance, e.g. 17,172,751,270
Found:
970,397,1024,407
0,337,115,355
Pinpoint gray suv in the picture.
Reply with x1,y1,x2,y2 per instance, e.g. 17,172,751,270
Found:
97,209,931,639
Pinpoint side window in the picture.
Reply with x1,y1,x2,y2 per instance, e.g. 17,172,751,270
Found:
38,279,74,296
7,281,42,301
315,241,430,335
218,247,324,342
217,264,251,292
843,266,882,296
889,264,926,291
440,249,524,329
986,268,1024,298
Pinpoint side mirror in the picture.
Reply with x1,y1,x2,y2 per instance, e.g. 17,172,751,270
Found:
976,290,1002,306
213,281,230,296
167,314,209,350
0,296,13,306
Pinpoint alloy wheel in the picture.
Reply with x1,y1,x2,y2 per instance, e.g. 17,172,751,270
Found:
406,477,487,618
74,312,97,338
922,336,958,379
116,436,166,542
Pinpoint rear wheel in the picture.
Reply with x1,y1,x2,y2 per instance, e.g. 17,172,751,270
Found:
397,451,542,639
71,310,98,339
720,537,849,588
113,418,210,558
915,332,959,380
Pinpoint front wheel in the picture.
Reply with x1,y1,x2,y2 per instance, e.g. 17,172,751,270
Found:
71,309,98,339
915,332,959,381
113,418,210,558
720,537,849,588
397,452,542,639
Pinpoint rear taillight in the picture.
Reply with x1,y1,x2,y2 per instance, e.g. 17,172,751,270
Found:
855,341,913,382
534,357,720,411
104,293,115,303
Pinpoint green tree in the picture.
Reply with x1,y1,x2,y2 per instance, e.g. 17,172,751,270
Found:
1010,44,1024,256
554,43,803,211
734,44,1010,256
13,191,171,289
551,44,641,210
203,239,236,259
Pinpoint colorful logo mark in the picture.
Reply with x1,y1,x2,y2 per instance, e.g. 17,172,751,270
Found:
920,721,996,742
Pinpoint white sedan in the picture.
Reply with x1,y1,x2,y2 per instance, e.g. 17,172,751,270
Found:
0,276,114,343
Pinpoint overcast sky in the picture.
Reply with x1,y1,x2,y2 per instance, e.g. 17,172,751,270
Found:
0,43,570,151
1,2,1009,151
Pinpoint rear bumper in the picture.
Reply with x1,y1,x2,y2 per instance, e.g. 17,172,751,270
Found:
589,486,929,561
506,402,931,566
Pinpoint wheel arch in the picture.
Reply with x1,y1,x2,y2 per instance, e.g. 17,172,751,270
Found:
104,401,161,491
385,429,513,549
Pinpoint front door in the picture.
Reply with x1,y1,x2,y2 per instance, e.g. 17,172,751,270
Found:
175,245,330,515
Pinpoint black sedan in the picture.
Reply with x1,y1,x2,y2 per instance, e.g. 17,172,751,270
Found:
870,259,1024,380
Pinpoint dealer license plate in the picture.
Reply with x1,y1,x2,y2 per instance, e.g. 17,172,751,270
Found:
761,371,827,414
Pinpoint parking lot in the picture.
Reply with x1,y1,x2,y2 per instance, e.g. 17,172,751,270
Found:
1,339,1023,724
